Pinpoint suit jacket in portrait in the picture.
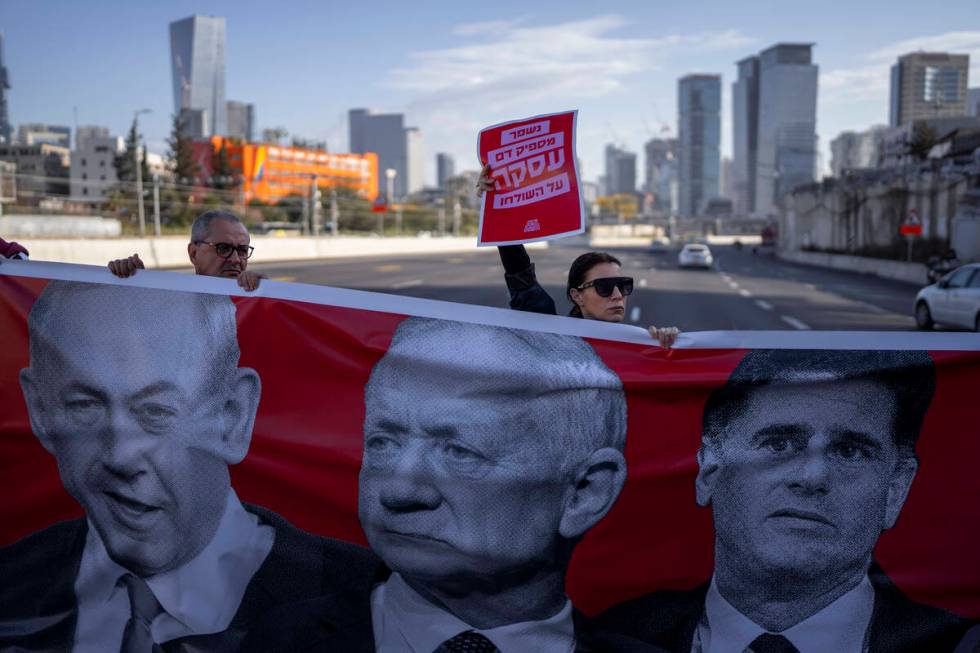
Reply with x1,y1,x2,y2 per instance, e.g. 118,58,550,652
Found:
0,503,380,653
591,564,976,653
241,562,670,653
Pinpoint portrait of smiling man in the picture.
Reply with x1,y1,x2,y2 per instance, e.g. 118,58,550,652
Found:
0,280,376,652
595,349,976,653
242,316,658,652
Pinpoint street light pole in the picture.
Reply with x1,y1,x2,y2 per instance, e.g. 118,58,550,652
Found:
133,108,152,237
384,168,397,237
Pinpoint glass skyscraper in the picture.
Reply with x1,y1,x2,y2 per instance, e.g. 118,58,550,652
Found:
678,74,721,217
170,15,227,137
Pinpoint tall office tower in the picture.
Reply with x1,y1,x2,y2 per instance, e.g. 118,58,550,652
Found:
677,74,721,216
226,101,255,141
829,126,887,177
754,43,818,215
732,56,759,215
643,137,677,212
890,52,969,127
405,127,424,194
0,34,10,145
17,123,71,147
604,145,637,195
970,88,980,117
436,153,455,189
349,108,422,198
170,15,227,137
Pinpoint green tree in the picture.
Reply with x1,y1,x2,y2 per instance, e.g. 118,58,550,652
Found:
113,121,150,187
168,113,198,185
210,141,238,190
908,122,939,161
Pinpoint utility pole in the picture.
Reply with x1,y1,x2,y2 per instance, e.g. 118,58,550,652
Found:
311,175,322,237
384,168,397,238
132,109,152,237
452,197,461,236
152,174,161,236
330,189,339,236
437,196,446,236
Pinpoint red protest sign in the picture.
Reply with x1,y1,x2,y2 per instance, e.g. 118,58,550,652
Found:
901,209,923,236
476,110,584,246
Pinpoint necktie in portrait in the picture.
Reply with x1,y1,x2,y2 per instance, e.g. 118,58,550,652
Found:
119,574,164,653
433,630,501,653
748,632,799,653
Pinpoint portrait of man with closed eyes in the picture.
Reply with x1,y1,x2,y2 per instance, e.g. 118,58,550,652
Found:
595,349,977,653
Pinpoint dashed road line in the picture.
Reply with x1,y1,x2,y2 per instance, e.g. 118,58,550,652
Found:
781,315,811,330
375,264,402,272
392,279,424,289
755,300,774,311
727,281,739,290
738,288,752,298
629,307,641,322
639,278,648,288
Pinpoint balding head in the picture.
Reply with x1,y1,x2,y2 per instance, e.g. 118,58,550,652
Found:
358,317,628,601
20,281,261,576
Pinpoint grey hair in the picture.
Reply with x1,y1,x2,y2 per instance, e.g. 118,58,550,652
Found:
190,210,244,243
365,317,628,476
28,281,241,389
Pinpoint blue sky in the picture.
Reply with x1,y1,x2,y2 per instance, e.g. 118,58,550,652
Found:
3,0,979,184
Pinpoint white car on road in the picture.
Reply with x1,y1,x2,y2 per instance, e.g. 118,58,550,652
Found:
678,243,713,269
915,263,980,331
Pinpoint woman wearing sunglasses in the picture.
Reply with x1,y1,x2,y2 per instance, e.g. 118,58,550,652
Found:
498,243,679,347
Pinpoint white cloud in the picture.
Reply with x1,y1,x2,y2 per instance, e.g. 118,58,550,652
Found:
385,15,755,183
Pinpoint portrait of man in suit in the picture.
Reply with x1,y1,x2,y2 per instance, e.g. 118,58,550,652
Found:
243,316,639,652
596,349,976,653
0,280,376,652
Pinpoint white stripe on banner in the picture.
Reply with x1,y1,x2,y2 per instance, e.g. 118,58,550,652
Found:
1,259,978,351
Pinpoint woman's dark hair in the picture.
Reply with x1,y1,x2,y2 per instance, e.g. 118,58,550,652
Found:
566,251,621,318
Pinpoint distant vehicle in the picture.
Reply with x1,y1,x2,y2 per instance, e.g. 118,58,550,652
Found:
753,224,777,255
734,238,743,251
678,243,713,269
926,250,961,284
650,236,671,253
914,263,980,331
251,221,303,235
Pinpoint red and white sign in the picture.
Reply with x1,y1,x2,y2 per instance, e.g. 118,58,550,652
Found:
476,111,584,246
901,209,923,236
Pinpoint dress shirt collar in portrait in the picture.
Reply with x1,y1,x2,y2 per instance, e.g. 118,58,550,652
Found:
370,572,577,653
694,574,875,653
72,488,275,652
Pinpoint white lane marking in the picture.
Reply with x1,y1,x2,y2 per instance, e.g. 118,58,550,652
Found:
727,281,739,289
804,283,817,290
639,278,648,288
720,274,732,283
781,315,811,330
738,289,752,298
755,300,774,311
392,279,424,289
629,307,641,322
858,301,888,315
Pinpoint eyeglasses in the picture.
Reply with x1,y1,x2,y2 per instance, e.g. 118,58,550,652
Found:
193,241,254,260
576,276,634,297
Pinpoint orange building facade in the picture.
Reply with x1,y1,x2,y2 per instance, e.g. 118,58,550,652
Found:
197,137,378,203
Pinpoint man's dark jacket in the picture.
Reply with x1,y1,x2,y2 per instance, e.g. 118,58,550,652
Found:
241,562,670,653
592,565,976,653
0,503,380,653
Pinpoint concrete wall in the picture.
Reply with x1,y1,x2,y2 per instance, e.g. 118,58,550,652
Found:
779,249,928,285
23,236,545,268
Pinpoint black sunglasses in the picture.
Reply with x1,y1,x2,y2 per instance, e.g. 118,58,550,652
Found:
576,276,634,297
194,241,254,260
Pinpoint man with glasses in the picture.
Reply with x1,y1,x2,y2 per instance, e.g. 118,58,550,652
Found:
107,210,263,291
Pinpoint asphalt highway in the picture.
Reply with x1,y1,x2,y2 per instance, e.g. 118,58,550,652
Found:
250,238,922,331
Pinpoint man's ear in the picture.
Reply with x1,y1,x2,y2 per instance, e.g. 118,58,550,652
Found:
559,448,627,540
214,367,261,464
187,242,199,266
19,368,55,455
694,442,720,507
884,456,918,529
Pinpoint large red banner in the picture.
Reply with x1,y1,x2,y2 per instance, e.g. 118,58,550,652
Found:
477,111,584,246
0,261,977,652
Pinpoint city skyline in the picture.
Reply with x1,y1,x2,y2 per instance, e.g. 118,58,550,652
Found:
2,1,979,187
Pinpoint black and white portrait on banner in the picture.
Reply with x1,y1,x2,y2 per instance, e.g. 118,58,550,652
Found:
0,281,377,653
595,349,978,653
